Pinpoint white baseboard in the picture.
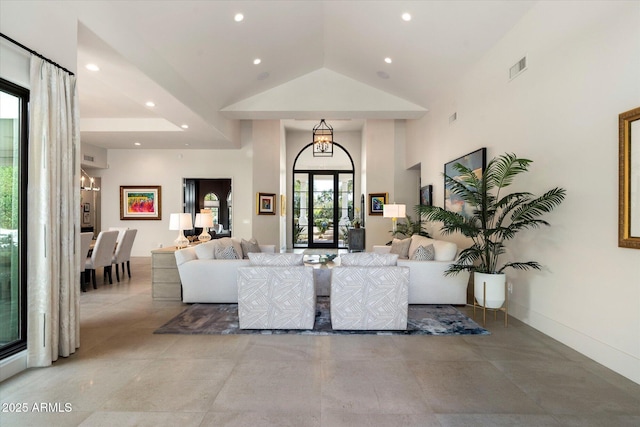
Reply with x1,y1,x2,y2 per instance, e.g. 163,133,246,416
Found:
510,302,640,385
0,350,27,383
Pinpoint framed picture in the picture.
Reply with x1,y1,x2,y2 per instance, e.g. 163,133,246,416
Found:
82,212,90,225
420,185,433,206
368,192,387,216
83,202,90,213
120,185,162,220
444,148,486,218
257,192,276,215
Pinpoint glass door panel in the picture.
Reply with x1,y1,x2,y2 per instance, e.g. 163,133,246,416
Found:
0,81,27,359
312,174,335,246
293,173,309,247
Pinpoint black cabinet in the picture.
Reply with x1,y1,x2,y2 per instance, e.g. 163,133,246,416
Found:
347,228,365,252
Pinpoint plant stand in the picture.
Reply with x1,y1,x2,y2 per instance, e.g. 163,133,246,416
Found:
472,280,508,327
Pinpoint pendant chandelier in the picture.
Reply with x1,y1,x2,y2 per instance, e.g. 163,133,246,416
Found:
312,119,333,157
80,169,100,191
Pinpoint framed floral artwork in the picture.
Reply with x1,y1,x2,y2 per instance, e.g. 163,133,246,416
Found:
120,185,162,220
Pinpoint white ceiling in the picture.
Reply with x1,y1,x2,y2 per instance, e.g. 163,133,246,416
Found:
76,0,536,150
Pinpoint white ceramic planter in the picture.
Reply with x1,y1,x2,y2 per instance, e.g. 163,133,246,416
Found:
474,272,506,309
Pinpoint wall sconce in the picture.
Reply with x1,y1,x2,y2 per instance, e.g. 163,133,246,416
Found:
313,119,333,157
194,213,214,242
383,203,406,233
169,213,193,248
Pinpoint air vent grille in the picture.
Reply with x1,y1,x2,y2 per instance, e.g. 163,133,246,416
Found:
509,56,527,80
83,155,94,162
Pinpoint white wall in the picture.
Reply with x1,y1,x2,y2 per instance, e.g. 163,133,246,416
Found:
97,148,254,257
406,1,640,384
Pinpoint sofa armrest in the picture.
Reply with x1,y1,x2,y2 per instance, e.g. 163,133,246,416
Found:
174,246,197,266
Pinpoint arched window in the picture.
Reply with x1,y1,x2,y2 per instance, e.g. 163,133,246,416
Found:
292,142,354,249
203,192,220,227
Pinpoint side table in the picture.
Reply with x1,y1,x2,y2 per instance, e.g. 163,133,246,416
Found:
347,227,365,252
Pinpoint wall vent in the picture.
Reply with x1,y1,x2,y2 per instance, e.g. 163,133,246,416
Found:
449,112,457,124
83,154,94,162
509,56,527,80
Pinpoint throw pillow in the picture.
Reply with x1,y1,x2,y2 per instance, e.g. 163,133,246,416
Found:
215,237,243,260
339,253,399,266
215,245,239,260
248,253,304,266
411,244,435,261
241,238,261,259
194,240,216,260
390,238,411,259
408,235,435,259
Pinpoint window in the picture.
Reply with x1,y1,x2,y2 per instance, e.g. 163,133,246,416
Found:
0,78,28,359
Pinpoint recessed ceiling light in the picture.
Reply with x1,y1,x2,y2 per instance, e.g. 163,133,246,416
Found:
402,13,412,22
181,124,189,129
234,13,244,22
253,58,261,65
145,101,155,107
134,142,141,146
185,143,190,146
384,57,392,64
85,63,100,72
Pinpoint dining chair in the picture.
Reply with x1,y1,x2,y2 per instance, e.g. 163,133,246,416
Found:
79,232,94,292
85,230,118,289
111,229,137,282
108,226,128,245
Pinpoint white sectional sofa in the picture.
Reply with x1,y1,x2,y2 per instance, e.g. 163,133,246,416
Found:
372,235,470,305
174,238,275,303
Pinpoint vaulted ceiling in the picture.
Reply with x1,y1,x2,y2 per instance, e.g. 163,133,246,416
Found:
76,1,536,150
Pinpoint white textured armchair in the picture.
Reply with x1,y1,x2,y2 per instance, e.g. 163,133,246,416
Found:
237,253,316,330
331,253,409,330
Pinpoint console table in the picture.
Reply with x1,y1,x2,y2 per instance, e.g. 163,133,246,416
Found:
151,246,183,301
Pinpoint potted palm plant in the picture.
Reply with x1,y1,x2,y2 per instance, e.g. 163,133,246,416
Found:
416,153,566,308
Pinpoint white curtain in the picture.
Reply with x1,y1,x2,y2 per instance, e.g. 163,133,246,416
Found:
26,56,81,367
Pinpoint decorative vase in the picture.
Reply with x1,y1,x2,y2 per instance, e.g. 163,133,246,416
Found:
474,272,506,309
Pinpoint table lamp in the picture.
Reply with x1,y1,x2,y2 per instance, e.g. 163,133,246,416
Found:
194,213,214,242
169,213,193,248
383,203,406,233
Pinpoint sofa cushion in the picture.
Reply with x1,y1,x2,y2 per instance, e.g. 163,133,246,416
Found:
409,235,457,261
241,238,261,259
390,238,411,259
248,253,304,266
194,240,216,260
411,244,435,261
339,253,399,266
215,245,240,259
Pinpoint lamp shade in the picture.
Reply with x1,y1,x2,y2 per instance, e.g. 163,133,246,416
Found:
383,204,406,218
194,213,214,228
169,213,193,231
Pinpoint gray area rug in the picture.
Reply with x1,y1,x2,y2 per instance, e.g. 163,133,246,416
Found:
154,297,490,336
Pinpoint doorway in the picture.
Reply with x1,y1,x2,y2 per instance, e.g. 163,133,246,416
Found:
292,142,354,249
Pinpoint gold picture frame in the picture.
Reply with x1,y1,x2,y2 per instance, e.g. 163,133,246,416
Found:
120,185,162,220
619,106,640,249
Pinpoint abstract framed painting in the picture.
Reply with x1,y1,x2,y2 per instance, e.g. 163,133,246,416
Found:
420,185,433,206
120,185,162,220
257,192,276,215
368,192,387,216
444,148,486,218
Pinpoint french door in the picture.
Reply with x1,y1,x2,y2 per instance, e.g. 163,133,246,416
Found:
293,171,353,249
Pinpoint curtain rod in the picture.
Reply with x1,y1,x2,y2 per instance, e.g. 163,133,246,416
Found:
0,32,75,76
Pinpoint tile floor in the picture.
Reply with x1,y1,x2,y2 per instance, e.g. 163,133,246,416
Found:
1,257,639,427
